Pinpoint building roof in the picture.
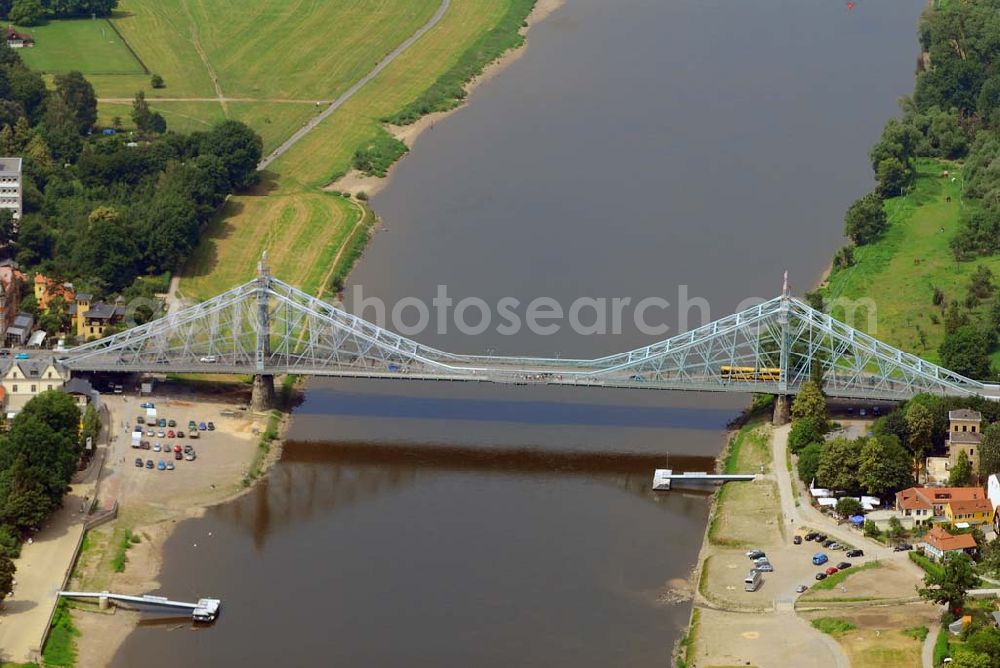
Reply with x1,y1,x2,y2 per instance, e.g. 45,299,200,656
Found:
948,431,982,444
75,293,92,302
896,486,987,511
949,409,983,421
0,157,21,175
923,526,978,552
947,497,992,515
83,302,125,320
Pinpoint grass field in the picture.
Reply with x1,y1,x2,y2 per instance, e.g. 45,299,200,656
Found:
821,159,992,364
806,605,937,668
17,19,145,75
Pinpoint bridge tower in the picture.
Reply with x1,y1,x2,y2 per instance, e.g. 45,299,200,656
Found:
251,254,276,411
773,271,792,426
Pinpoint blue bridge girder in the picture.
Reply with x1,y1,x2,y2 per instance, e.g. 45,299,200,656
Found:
59,268,1000,402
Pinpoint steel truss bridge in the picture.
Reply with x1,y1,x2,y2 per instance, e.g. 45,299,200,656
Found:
60,266,1000,403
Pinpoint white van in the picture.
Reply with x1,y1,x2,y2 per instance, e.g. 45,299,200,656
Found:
744,570,762,592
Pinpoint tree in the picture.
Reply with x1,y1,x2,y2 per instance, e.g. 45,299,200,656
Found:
150,73,164,89
40,94,82,162
907,402,936,479
53,71,97,134
980,422,1000,480
888,516,907,544
858,434,913,497
797,442,823,485
968,264,995,300
788,416,826,454
0,554,13,602
918,552,979,612
863,519,880,538
198,120,262,191
950,647,994,668
0,209,15,248
816,437,861,491
950,450,974,486
835,497,863,518
843,192,888,245
940,325,993,380
791,380,827,423
945,301,971,335
9,0,44,25
876,157,911,197
966,626,1000,663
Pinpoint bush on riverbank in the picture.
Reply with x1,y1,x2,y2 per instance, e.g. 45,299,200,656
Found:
352,128,408,177
43,599,79,667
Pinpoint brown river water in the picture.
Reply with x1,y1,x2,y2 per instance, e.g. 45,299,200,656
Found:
113,0,925,664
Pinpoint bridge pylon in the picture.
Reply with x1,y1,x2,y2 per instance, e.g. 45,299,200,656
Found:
251,253,276,411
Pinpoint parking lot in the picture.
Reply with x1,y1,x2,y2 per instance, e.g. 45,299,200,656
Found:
104,395,264,509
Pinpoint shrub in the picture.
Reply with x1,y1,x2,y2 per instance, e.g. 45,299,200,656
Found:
811,617,856,635
150,74,165,89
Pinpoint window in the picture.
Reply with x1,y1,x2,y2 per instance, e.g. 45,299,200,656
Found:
963,425,968,432
30,384,35,392
46,384,52,391
971,449,974,456
11,384,16,392
972,425,978,433
46,371,51,378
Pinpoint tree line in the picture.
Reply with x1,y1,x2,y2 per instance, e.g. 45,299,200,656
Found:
0,391,93,602
1,0,117,26
0,42,262,302
817,0,1000,381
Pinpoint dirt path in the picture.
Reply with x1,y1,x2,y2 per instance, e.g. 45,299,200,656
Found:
257,0,451,171
180,0,228,116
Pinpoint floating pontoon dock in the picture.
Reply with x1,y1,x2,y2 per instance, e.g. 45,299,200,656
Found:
652,469,757,490
59,591,221,622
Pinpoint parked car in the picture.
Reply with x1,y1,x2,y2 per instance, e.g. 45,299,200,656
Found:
158,418,166,428
134,457,143,467
137,416,145,425
157,430,166,438
188,420,197,430
173,445,182,453
152,443,161,452
185,451,196,461
145,459,154,469
189,431,200,440
793,535,802,545
825,566,839,575
804,532,819,541
829,542,843,550
140,402,154,409
167,430,175,438
812,553,828,565
755,562,774,572
175,450,182,460
795,584,808,593
141,441,150,450
746,549,766,560
836,562,852,570
177,430,185,438
207,421,215,431
894,543,914,552
167,419,176,428
753,556,769,565
198,422,207,431
815,572,827,581
146,429,155,437
846,549,864,558
814,534,827,543
157,460,166,471
166,461,175,470
822,539,836,548
183,445,193,454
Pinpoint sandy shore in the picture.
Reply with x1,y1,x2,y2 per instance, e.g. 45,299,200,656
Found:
69,390,290,666
327,0,566,199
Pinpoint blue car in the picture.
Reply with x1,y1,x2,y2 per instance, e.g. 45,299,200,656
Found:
157,460,166,471
812,553,828,566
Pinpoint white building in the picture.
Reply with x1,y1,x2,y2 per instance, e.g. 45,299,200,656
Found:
1,359,70,416
0,157,22,224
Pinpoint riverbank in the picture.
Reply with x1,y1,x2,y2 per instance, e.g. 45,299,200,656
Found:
679,421,935,667
64,389,292,667
327,0,564,200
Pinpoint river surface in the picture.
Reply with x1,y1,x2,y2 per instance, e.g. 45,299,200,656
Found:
114,0,925,665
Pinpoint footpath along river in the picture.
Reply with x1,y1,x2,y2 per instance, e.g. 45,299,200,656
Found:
114,0,925,665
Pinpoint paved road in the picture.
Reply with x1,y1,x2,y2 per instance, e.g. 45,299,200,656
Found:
922,621,941,668
257,0,451,170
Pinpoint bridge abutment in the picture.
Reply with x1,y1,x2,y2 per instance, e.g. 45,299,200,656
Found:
251,374,276,411
772,394,791,426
